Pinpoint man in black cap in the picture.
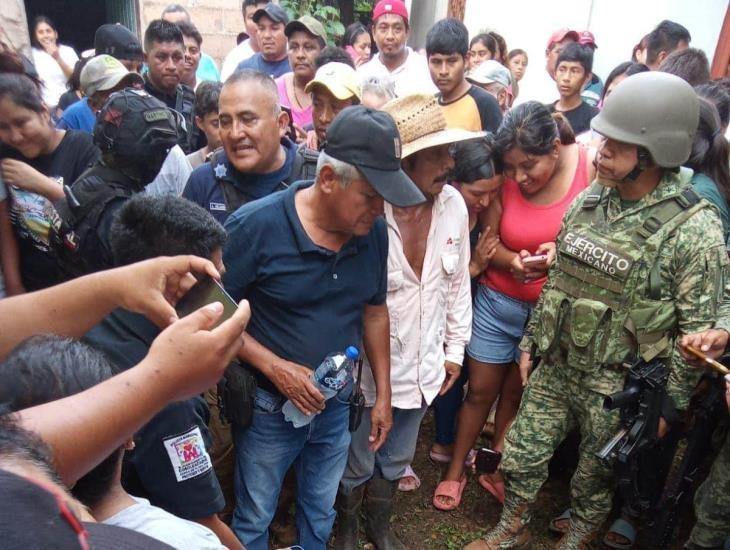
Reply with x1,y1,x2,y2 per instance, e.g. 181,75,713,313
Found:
94,23,144,73
222,105,423,550
235,3,291,78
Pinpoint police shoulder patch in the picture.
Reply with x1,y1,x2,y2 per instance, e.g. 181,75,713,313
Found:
162,425,213,482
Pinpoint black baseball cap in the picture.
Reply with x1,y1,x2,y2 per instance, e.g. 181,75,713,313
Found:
324,106,425,207
253,3,289,25
94,24,144,62
0,469,173,549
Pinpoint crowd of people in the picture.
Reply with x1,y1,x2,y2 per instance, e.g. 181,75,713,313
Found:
1,1,730,549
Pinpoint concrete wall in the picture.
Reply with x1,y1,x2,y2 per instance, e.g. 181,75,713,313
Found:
462,0,726,104
140,0,243,67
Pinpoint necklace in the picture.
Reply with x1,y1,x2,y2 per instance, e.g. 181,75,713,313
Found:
291,75,309,109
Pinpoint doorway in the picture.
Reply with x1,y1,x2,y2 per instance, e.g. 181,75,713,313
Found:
25,0,139,55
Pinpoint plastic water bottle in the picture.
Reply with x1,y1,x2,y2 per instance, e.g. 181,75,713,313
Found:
282,346,359,428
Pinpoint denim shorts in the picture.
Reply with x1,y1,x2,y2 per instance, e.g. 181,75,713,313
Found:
466,285,533,365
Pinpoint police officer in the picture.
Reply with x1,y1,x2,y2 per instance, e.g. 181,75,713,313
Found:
53,88,180,277
466,72,729,550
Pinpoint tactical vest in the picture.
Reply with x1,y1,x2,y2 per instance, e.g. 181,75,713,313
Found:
533,176,710,371
51,165,141,277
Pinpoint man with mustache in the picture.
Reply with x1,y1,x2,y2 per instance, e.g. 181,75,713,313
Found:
334,94,481,550
357,0,436,97
236,3,291,79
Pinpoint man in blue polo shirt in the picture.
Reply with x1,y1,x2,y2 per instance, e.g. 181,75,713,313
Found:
183,69,299,225
223,106,425,550
236,3,291,78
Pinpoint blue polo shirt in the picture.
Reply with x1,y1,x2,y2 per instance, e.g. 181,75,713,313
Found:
182,139,297,225
56,97,96,133
236,52,291,79
223,181,388,396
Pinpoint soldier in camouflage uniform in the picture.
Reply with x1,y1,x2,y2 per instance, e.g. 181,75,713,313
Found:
466,72,730,550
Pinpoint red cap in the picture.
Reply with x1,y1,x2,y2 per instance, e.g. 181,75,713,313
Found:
373,0,409,23
578,30,598,48
546,28,579,50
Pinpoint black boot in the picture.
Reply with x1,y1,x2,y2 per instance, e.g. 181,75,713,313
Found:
333,484,364,550
363,478,406,550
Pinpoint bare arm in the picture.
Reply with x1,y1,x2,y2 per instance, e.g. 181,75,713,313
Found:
16,301,250,484
484,193,518,270
194,515,244,550
0,159,65,201
0,200,24,296
362,303,392,451
0,256,221,359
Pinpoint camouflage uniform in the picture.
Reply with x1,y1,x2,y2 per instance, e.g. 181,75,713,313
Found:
689,433,730,548
502,167,729,538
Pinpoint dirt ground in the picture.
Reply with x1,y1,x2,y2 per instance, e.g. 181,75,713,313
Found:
362,409,694,550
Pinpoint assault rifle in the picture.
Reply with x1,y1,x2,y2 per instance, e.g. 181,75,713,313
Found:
597,354,729,548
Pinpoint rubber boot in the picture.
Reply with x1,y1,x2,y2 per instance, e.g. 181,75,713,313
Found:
333,483,365,550
363,478,406,550
464,493,532,550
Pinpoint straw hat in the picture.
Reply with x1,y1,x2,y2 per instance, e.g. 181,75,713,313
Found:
382,94,485,158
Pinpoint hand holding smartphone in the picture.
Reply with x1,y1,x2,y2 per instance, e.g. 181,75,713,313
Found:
175,276,239,329
522,254,549,265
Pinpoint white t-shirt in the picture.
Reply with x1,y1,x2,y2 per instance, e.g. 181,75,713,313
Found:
31,45,79,108
357,47,437,98
146,145,193,197
220,39,256,82
104,496,225,550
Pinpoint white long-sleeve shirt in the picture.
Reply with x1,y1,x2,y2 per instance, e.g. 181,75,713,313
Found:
361,184,472,409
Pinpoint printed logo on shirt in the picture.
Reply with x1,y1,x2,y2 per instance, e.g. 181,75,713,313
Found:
209,202,226,211
163,426,213,482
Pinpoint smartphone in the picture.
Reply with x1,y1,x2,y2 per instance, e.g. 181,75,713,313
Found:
281,105,297,142
474,448,502,473
522,254,548,265
175,276,239,329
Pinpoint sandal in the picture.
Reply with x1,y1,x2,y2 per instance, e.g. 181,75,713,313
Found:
478,472,505,503
397,465,421,492
432,476,467,511
603,518,637,549
548,508,572,535
429,448,477,466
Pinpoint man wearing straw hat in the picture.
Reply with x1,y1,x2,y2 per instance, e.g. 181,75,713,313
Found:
334,94,483,550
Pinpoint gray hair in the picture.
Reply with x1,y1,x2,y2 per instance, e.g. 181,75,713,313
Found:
224,69,281,116
316,151,361,187
361,76,396,102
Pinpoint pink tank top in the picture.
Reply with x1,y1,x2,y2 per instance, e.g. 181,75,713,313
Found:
276,74,313,128
484,145,590,303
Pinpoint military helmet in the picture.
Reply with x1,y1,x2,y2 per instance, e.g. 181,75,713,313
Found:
591,72,699,168
94,88,180,163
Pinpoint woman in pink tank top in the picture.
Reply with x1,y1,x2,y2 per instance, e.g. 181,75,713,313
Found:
436,102,595,509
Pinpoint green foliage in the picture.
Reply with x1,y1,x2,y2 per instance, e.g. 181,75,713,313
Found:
280,0,346,43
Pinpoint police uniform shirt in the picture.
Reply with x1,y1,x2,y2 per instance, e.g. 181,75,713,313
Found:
84,309,225,519
143,76,197,154
182,139,298,225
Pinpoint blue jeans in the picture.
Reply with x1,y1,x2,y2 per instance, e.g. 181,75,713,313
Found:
232,386,352,550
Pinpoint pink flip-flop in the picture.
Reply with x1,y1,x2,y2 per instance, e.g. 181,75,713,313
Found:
478,473,505,504
429,448,477,466
398,465,421,492
432,476,467,511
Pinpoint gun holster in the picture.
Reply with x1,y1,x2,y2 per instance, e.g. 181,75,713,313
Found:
217,361,257,429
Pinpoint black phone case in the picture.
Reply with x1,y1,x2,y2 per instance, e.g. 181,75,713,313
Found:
474,448,502,473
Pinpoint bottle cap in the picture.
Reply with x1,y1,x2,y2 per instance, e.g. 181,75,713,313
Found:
345,346,359,360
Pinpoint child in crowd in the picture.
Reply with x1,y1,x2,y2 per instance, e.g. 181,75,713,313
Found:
187,81,223,169
549,42,599,135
